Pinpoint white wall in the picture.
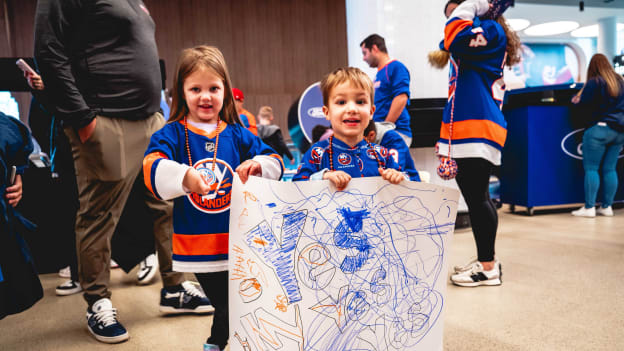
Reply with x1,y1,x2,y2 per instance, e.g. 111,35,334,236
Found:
346,0,450,99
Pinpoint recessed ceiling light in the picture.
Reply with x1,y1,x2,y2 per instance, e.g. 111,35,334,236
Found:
571,24,598,37
572,23,624,37
506,19,531,31
524,21,580,36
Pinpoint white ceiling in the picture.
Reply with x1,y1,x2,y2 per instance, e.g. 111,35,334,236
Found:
506,2,624,39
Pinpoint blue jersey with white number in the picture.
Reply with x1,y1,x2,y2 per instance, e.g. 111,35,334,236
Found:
437,13,508,165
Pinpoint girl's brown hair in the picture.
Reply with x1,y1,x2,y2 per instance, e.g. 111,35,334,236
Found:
587,53,624,98
169,45,241,125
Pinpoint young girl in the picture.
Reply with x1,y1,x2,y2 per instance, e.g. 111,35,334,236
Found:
143,46,283,351
429,0,521,287
293,67,407,188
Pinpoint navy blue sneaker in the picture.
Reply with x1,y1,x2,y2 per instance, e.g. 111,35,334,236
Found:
86,298,129,343
159,281,215,315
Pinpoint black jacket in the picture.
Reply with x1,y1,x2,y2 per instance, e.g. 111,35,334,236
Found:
34,0,161,129
257,124,294,161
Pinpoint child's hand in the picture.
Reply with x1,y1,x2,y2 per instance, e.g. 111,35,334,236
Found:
323,170,351,191
379,168,405,184
5,174,22,207
183,168,211,195
236,160,262,184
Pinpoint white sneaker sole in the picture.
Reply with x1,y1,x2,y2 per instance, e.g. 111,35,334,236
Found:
55,287,82,296
159,305,215,315
87,327,129,344
451,277,502,287
137,267,158,286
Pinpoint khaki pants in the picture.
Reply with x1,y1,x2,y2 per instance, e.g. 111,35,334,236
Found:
65,112,183,306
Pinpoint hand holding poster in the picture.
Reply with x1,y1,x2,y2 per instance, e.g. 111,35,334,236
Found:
229,176,459,351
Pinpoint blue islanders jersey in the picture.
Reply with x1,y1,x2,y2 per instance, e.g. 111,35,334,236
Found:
373,60,412,139
379,129,420,181
438,12,508,165
143,121,283,272
293,137,405,181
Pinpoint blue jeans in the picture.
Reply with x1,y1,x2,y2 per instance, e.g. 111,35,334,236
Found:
582,124,624,208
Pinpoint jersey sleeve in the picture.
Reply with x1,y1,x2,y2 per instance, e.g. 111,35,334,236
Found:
143,125,190,200
292,143,324,181
239,126,284,180
389,63,411,99
443,0,504,57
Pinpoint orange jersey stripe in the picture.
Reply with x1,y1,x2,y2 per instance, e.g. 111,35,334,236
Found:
444,19,473,50
440,119,507,147
143,151,168,196
173,232,229,256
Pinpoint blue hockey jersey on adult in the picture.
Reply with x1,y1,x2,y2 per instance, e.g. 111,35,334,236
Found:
378,128,420,181
143,121,283,272
292,137,406,181
373,60,412,139
437,8,508,165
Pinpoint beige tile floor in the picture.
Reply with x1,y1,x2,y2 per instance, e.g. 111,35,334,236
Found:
1,206,623,351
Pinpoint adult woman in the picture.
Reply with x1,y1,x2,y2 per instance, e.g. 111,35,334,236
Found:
431,0,521,286
571,54,624,217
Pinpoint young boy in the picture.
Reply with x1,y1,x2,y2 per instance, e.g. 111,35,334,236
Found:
293,67,408,189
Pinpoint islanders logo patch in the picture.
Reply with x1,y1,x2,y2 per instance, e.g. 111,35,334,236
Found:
366,148,377,160
310,147,324,164
338,153,351,165
188,158,234,214
374,145,388,158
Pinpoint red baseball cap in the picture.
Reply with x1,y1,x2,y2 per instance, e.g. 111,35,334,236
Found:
232,88,244,101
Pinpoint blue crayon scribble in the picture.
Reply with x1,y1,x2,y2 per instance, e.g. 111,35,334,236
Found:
245,210,307,304
334,208,372,273
266,203,276,208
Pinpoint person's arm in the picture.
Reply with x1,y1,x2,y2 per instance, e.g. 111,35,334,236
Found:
34,0,97,134
275,130,294,160
385,94,408,124
442,0,500,56
240,127,284,181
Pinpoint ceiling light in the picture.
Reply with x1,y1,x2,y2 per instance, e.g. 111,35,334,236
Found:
572,23,624,37
571,24,598,37
524,21,580,36
506,19,530,31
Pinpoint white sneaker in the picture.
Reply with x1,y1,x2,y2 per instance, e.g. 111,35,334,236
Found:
451,261,502,287
55,280,82,296
110,259,120,269
86,298,129,343
597,206,614,217
137,253,158,285
58,266,71,278
571,206,595,217
453,257,477,273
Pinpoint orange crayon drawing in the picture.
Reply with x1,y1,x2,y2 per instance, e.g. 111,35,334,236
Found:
275,295,288,312
243,191,257,203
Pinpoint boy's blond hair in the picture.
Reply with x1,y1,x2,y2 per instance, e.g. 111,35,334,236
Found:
320,67,375,106
258,106,273,120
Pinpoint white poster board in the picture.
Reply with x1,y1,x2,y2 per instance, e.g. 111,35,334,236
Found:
229,176,459,351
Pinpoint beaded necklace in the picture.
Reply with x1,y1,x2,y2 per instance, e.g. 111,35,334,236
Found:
327,135,384,174
184,116,221,170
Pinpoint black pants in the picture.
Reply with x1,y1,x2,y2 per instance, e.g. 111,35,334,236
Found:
196,271,228,349
455,158,498,262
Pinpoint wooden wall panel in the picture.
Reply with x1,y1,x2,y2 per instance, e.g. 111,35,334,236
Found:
2,0,348,140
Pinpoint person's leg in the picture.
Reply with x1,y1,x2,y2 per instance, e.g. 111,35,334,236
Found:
140,112,185,288
196,271,229,350
455,158,497,265
581,125,608,209
600,129,624,208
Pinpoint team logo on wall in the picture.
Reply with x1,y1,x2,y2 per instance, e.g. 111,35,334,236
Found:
338,153,351,165
374,145,388,158
188,158,234,214
310,147,324,164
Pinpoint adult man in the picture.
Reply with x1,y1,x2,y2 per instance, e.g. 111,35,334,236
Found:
233,88,258,135
361,34,413,146
34,0,211,343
